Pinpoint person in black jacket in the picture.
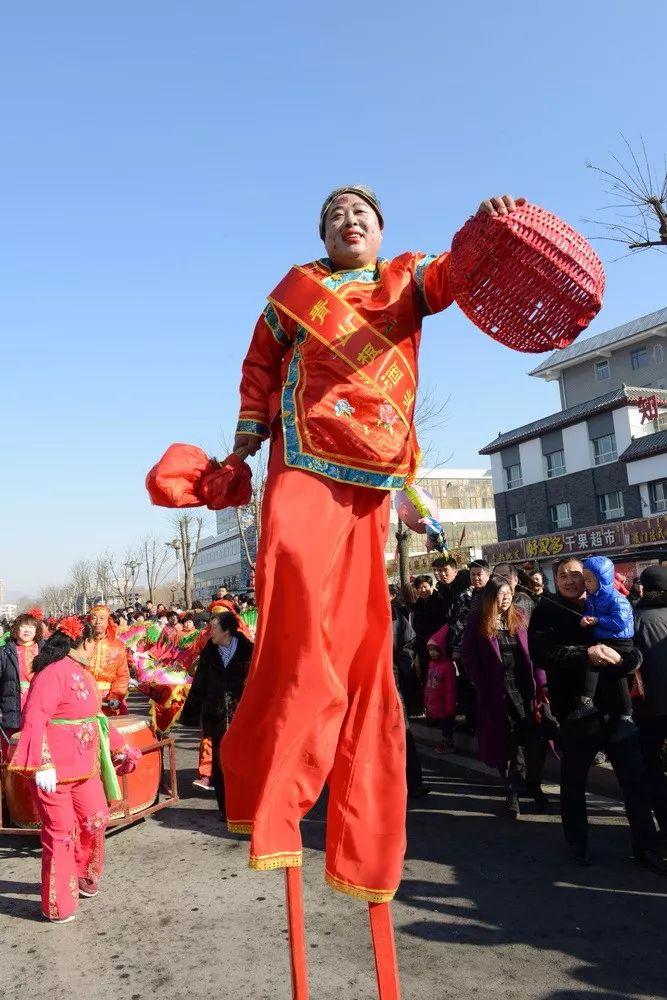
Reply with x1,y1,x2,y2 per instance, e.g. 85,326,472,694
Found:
391,597,428,798
447,560,491,734
431,556,469,621
181,611,253,815
0,613,44,745
634,565,667,833
409,575,446,714
528,556,666,871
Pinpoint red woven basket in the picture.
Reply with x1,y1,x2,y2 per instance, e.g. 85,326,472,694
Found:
449,202,605,354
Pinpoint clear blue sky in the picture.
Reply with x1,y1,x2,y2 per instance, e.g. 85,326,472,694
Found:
1,1,664,596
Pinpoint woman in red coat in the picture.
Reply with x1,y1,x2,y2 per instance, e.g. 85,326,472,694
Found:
9,617,139,923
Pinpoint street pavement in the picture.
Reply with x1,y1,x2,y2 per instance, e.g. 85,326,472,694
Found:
2,717,666,1000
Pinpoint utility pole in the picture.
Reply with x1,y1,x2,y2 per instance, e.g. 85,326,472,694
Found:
396,517,411,591
166,538,182,585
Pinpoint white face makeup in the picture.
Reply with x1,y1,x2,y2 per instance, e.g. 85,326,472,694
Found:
323,193,383,270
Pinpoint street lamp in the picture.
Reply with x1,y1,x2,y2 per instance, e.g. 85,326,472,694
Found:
125,558,141,605
165,538,182,584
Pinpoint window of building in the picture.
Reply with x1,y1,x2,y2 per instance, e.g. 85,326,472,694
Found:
649,479,667,514
598,491,625,521
595,359,610,381
631,346,649,370
592,433,617,466
654,343,664,365
550,502,572,530
545,449,566,478
508,512,527,537
646,411,667,434
505,463,522,490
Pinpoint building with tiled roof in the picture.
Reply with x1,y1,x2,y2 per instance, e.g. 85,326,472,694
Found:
479,307,667,578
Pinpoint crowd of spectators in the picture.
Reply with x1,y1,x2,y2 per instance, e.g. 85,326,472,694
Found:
391,554,667,872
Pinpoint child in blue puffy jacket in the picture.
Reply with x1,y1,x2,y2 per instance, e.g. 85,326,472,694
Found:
570,555,634,726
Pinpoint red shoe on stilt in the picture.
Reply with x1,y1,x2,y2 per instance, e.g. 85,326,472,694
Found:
285,868,309,999
369,901,401,1000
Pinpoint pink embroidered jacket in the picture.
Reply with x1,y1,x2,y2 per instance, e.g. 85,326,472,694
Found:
8,655,126,783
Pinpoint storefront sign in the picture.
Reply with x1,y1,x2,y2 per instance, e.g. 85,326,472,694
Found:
482,513,667,565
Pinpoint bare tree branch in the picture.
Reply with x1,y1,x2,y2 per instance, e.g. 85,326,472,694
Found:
141,536,171,602
40,584,76,616
70,559,94,614
586,135,667,252
173,513,206,608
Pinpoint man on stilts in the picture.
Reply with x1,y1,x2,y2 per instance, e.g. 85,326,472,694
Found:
221,187,524,997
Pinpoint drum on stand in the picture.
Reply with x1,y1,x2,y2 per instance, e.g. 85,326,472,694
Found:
109,714,162,820
2,714,162,828
3,733,40,828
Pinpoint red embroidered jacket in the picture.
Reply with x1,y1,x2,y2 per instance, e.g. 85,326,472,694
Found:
88,637,130,713
9,655,125,783
236,253,453,490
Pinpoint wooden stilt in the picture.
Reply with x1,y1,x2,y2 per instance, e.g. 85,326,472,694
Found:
368,901,401,1000
285,868,309,999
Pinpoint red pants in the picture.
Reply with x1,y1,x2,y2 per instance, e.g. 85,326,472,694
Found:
35,777,108,920
222,440,406,902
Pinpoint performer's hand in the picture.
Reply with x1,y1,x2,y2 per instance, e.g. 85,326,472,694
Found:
115,746,141,775
108,698,121,710
233,434,262,460
478,194,526,217
35,768,57,793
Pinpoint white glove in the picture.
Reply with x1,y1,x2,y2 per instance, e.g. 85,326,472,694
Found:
35,768,57,793
107,699,121,710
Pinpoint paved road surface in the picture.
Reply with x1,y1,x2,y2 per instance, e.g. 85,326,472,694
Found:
2,722,666,1000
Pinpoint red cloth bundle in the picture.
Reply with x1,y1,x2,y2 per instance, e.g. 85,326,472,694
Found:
449,202,605,354
146,444,252,510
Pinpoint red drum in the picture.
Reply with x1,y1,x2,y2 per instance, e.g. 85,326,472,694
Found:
108,715,161,821
2,714,160,828
4,734,40,828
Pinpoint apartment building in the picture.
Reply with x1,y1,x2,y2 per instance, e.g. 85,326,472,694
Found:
480,306,667,578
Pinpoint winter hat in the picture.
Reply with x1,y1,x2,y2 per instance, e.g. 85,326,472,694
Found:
640,565,667,592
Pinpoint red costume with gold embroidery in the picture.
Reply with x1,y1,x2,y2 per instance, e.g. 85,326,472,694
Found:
236,253,452,488
88,606,130,716
9,652,129,921
222,251,454,905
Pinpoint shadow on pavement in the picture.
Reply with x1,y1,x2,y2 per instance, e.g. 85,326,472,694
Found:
398,762,667,999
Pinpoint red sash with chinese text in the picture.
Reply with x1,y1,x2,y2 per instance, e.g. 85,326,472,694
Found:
269,266,419,471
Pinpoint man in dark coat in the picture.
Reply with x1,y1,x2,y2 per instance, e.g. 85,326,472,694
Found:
528,556,666,871
181,611,253,815
447,560,491,733
633,564,667,833
391,600,428,798
431,556,469,621
409,575,446,714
